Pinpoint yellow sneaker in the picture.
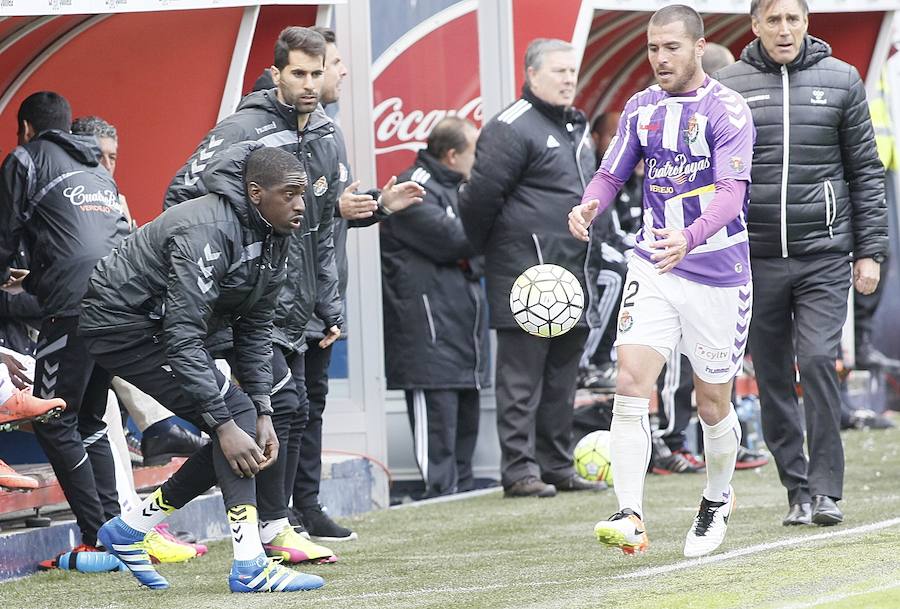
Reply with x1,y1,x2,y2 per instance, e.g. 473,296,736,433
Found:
144,528,197,563
263,524,337,564
594,508,650,555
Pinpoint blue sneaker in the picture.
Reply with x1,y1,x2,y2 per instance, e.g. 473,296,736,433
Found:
97,517,170,590
229,554,324,593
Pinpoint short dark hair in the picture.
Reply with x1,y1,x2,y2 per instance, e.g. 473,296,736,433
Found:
426,117,475,160
18,91,71,135
648,4,705,42
71,115,117,140
245,146,306,190
750,0,808,18
274,27,326,70
310,26,336,45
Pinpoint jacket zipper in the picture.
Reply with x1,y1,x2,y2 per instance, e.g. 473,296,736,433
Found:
421,294,437,343
573,122,591,190
780,66,790,258
823,179,836,238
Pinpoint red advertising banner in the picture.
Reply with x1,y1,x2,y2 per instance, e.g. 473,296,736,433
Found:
371,5,482,183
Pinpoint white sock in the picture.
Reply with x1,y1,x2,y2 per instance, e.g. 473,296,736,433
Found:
228,505,264,560
259,517,290,544
610,394,652,518
121,488,174,533
700,405,741,503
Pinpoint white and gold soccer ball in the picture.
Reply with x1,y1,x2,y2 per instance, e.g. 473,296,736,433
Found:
509,263,584,338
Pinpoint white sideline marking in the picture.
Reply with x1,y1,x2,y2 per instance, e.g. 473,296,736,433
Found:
778,581,900,608
614,516,900,579
781,584,900,609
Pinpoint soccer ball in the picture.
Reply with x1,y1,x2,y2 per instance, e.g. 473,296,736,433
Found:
509,264,584,338
573,430,614,485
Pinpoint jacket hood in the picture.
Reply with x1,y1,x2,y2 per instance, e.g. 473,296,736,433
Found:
236,89,334,135
36,130,101,166
740,35,831,74
203,140,269,232
416,149,465,187
522,84,585,127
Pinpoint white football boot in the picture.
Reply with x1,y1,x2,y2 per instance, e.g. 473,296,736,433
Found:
594,508,649,555
684,485,735,558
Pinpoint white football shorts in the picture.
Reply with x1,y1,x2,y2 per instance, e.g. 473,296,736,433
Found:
613,255,752,384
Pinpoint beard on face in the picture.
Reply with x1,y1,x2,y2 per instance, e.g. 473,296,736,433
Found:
659,59,698,93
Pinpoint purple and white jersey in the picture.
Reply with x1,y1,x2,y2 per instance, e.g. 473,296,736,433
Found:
601,77,754,287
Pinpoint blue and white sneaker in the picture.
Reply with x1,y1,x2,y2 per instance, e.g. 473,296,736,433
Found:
229,553,325,593
97,517,170,590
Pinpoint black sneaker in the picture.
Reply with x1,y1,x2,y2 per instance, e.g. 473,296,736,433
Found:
297,504,357,542
286,508,311,539
141,425,209,467
650,437,700,474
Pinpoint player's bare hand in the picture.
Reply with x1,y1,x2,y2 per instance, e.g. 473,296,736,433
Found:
339,180,378,220
1,353,31,389
319,325,341,349
1,268,28,294
649,227,688,273
255,415,279,471
380,176,425,212
216,419,265,478
854,257,880,295
568,200,599,242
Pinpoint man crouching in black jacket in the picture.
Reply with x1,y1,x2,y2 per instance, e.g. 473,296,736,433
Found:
382,117,489,498
80,145,326,593
716,0,888,527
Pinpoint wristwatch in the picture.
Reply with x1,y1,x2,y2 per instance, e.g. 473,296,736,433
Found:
872,253,886,264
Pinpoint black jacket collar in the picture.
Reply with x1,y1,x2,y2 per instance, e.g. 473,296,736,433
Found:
521,84,583,128
741,35,832,74
416,150,464,188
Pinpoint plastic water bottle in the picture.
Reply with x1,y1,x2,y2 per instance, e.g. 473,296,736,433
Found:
56,551,125,573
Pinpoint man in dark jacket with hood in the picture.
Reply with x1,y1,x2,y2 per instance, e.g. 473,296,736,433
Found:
382,117,489,498
82,144,325,593
0,91,129,551
459,39,603,498
717,0,888,527
165,27,343,562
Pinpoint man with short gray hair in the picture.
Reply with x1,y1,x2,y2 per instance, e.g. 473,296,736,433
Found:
459,38,602,498
717,0,887,527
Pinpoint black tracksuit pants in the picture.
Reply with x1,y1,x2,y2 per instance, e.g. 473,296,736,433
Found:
32,316,118,547
223,345,307,521
289,341,331,510
84,329,257,511
405,388,480,497
656,353,694,452
749,254,851,505
495,327,588,488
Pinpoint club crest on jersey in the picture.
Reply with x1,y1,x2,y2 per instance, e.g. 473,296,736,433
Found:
682,114,700,144
729,156,745,172
313,176,328,197
618,310,634,333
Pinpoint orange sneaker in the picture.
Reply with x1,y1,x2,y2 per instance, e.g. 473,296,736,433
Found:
0,459,39,489
0,388,66,431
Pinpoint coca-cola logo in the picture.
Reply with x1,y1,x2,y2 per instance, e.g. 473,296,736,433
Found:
373,96,483,155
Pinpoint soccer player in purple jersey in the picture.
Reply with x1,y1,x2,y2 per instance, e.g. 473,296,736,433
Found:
568,5,755,557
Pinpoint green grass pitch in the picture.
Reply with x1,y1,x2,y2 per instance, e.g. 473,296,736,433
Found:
2,428,898,609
